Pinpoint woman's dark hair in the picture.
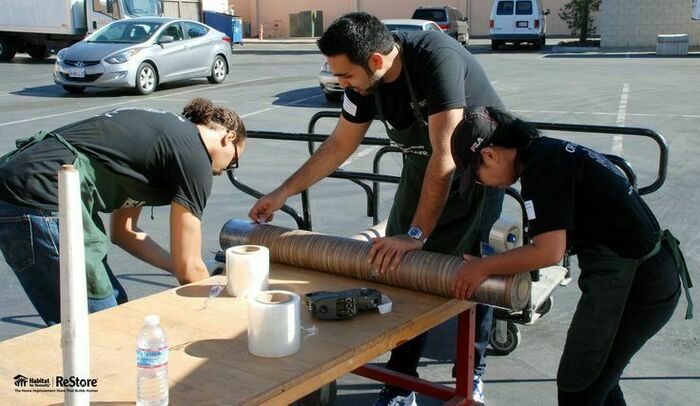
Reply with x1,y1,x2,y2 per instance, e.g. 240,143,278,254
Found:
485,106,539,153
182,97,246,142
317,12,395,71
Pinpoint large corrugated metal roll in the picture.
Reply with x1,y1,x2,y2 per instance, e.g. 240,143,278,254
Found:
220,220,531,310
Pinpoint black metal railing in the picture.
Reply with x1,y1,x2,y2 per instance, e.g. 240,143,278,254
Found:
230,112,668,235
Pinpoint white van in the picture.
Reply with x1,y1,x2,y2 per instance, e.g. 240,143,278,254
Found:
489,0,549,50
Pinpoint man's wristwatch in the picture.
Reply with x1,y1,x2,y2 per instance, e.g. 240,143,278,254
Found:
407,226,428,244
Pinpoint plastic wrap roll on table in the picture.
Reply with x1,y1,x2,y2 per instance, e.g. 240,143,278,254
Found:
220,220,531,311
488,218,523,253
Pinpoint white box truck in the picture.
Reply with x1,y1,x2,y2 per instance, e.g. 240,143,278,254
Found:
0,0,163,61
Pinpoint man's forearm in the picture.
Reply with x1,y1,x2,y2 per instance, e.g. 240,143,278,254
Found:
114,232,172,271
410,157,454,238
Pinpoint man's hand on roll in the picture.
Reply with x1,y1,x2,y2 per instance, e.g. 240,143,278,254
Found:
368,235,423,274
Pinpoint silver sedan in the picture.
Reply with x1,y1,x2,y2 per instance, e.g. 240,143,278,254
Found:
54,17,233,95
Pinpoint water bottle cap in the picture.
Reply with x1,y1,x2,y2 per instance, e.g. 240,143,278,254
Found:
144,315,160,325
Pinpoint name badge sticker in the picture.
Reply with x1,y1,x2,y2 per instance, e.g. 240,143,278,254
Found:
342,94,357,117
524,200,536,220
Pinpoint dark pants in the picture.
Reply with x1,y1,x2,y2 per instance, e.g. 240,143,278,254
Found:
385,188,504,393
558,247,681,405
0,200,128,325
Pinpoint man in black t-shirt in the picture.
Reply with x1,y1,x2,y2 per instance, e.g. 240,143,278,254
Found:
450,107,690,405
0,101,246,326
249,12,503,405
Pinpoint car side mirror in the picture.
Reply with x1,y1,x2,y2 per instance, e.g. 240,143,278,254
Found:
544,9,551,16
462,17,468,22
158,35,174,44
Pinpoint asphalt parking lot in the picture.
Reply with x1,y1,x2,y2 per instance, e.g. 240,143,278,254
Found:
0,41,698,405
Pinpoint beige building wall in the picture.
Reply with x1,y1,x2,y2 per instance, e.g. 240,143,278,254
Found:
228,0,588,38
601,0,700,48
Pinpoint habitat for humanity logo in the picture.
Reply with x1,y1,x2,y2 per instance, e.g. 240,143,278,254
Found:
13,374,28,387
12,374,98,394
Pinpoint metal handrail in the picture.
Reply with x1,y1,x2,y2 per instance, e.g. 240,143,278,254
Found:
232,117,668,233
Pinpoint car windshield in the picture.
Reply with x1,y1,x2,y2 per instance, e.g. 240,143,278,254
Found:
87,21,162,43
412,10,447,23
385,24,424,32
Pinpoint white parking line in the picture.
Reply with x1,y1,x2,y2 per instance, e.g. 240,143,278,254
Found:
240,93,324,119
157,98,229,103
511,109,700,119
612,83,629,154
240,107,277,118
0,77,272,127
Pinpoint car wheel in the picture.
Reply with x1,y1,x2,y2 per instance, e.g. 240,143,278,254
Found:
0,36,17,61
533,40,542,50
63,85,86,94
491,40,500,51
324,92,342,102
135,62,157,95
27,45,50,59
207,55,227,84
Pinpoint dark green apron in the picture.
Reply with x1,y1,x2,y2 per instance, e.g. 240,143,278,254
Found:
375,50,484,256
557,230,693,392
1,132,175,299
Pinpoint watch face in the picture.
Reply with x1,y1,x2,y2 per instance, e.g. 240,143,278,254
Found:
408,227,422,239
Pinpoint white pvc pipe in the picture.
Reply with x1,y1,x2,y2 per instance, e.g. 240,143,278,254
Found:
59,164,90,406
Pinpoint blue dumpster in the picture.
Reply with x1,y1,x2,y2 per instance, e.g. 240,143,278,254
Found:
203,11,244,45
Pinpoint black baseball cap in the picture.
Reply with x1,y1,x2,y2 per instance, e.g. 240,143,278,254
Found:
450,107,499,197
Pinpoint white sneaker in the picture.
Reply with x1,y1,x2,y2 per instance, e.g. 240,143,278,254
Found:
373,386,417,406
473,375,485,403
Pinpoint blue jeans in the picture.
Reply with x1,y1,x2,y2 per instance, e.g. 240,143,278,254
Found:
472,187,504,376
0,201,127,326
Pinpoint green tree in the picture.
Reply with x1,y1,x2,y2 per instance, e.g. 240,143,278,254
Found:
558,0,602,42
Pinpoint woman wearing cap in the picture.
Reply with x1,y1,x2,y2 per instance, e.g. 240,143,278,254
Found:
449,107,692,405
0,98,246,326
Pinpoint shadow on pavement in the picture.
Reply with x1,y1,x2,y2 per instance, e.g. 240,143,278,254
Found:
11,79,217,98
0,314,45,329
273,86,335,108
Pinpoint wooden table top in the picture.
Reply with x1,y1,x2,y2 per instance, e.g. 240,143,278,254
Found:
0,263,473,405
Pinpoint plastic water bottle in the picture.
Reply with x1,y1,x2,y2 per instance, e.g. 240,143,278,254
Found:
136,315,169,406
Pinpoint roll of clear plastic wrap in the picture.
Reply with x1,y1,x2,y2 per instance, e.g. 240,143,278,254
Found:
220,220,531,310
247,290,301,358
488,218,522,253
225,245,269,298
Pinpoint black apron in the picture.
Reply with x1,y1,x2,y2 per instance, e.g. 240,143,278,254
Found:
376,50,484,256
557,230,693,392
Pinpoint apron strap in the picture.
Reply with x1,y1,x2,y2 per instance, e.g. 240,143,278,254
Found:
397,44,427,126
0,131,51,165
661,230,693,319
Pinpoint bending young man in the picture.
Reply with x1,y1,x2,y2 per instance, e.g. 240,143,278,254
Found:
0,98,246,325
450,106,692,405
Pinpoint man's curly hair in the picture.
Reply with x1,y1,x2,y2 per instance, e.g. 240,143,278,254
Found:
182,97,246,141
